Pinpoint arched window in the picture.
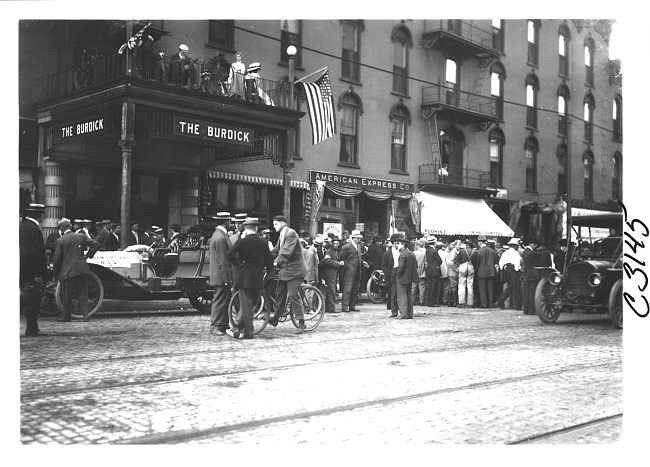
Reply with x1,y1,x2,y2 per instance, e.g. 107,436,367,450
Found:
527,20,540,66
391,25,412,95
558,24,571,76
557,143,568,197
557,84,571,135
526,73,539,128
489,127,505,187
584,93,595,143
583,150,594,199
612,152,622,199
390,103,411,172
584,36,595,86
338,91,362,166
525,136,538,191
491,61,506,119
613,95,622,142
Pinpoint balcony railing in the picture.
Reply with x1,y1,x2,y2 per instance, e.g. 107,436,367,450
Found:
423,20,497,51
422,84,497,119
419,159,491,190
43,52,297,110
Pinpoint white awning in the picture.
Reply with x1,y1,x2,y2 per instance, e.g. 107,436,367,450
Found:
206,171,310,190
419,192,514,237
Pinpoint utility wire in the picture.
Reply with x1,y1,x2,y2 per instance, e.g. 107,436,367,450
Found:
219,20,622,138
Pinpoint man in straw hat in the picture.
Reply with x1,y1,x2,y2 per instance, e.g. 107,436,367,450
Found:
225,218,273,339
208,212,234,336
94,219,113,251
20,202,47,336
394,234,418,319
339,229,368,312
496,238,523,310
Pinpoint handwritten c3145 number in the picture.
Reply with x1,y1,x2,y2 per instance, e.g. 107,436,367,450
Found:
619,200,649,318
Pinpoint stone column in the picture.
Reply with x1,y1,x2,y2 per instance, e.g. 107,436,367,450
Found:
43,159,64,239
181,174,199,228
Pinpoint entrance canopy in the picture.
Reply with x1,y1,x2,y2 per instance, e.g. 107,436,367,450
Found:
419,192,514,237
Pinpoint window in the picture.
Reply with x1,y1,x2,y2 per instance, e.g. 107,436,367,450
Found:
527,20,540,66
583,151,594,199
391,25,412,95
558,24,570,76
492,19,504,52
208,20,234,50
612,152,622,200
491,62,505,119
489,128,505,187
339,92,362,166
557,143,567,197
390,104,410,172
525,136,538,191
585,37,595,86
557,84,570,135
584,93,595,143
445,58,460,106
341,21,361,82
280,20,302,67
526,73,539,129
613,95,622,141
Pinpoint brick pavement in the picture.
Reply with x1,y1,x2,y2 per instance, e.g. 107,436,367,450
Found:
19,303,623,445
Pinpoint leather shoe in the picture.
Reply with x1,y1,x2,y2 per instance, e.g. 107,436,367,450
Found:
389,313,397,318
210,328,226,336
24,330,47,337
295,322,306,334
226,328,243,339
56,317,71,322
268,316,279,327
349,308,360,312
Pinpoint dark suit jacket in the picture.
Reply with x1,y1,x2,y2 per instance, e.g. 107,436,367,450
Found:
319,246,341,283
209,227,233,286
397,248,418,285
106,232,120,251
19,218,47,283
340,242,363,280
226,233,274,290
272,227,306,281
425,245,442,277
475,245,497,279
381,248,395,278
95,227,110,251
521,248,539,281
52,231,99,281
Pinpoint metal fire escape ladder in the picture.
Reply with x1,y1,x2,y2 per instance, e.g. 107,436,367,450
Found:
469,56,494,112
426,110,441,165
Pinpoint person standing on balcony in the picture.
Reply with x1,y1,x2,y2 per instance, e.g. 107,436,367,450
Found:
170,44,195,88
135,35,165,83
228,52,246,99
438,163,450,184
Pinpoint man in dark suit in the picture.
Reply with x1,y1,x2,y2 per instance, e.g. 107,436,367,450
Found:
475,235,498,308
270,215,307,333
395,235,418,319
166,223,182,249
20,202,47,336
226,219,274,339
94,219,112,251
209,212,233,335
319,236,343,314
381,235,399,317
339,229,368,313
52,220,99,321
45,217,69,262
128,220,140,246
106,223,120,251
424,236,442,307
521,240,539,314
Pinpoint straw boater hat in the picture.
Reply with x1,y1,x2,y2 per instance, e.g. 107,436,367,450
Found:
247,62,261,73
350,229,363,238
214,211,231,220
26,203,45,212
241,218,260,227
234,213,247,223
508,237,520,246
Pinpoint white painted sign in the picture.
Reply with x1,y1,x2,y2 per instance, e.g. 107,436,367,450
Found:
87,251,141,269
323,223,342,239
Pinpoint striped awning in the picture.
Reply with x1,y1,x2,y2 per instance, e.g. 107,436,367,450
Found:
205,171,310,190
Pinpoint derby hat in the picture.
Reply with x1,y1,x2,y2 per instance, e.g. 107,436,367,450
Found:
241,218,261,227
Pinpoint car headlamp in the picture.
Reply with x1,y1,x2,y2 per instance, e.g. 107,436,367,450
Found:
588,273,602,287
549,272,563,286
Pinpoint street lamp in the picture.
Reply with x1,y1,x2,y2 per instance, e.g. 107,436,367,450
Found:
287,45,297,111
282,45,298,220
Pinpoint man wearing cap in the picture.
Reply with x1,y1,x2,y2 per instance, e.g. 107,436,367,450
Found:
52,220,99,321
270,215,307,333
209,212,234,335
226,218,274,339
94,219,113,251
339,229,368,312
20,202,47,336
496,238,523,310
395,235,418,319
475,235,498,308
319,235,343,314
170,43,195,88
424,236,442,307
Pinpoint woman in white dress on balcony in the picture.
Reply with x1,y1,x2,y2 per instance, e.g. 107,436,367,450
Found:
228,51,246,99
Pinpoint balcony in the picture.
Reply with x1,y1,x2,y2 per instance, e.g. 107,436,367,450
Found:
422,84,497,122
43,51,296,110
422,20,500,57
419,160,494,195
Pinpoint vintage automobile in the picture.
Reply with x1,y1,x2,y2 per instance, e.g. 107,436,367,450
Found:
535,212,623,329
366,269,390,304
40,224,216,318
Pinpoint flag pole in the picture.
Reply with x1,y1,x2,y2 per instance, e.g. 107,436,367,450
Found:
282,45,298,221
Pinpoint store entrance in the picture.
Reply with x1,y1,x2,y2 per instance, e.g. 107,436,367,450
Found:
359,196,387,239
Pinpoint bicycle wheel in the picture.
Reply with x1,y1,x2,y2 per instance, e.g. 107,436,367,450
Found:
228,290,269,336
291,284,325,331
39,282,61,317
55,271,104,319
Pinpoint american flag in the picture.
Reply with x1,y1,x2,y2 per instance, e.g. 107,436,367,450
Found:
299,68,337,145
118,22,152,55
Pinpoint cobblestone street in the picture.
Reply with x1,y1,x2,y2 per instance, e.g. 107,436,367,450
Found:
17,299,627,451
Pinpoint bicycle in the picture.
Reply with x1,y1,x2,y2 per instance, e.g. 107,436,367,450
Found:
228,271,325,336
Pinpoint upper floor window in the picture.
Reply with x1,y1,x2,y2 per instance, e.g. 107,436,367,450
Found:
489,128,505,187
339,92,362,166
490,61,506,120
390,103,411,172
525,136,539,191
557,143,567,197
584,37,595,87
280,20,302,67
526,73,539,129
527,20,540,66
492,19,504,52
557,84,570,136
583,150,594,199
584,93,595,143
613,95,622,142
341,21,362,82
612,152,622,200
558,24,571,76
445,57,460,106
208,20,235,51
391,25,412,95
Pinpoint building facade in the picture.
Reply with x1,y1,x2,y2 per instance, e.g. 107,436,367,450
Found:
19,19,622,245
